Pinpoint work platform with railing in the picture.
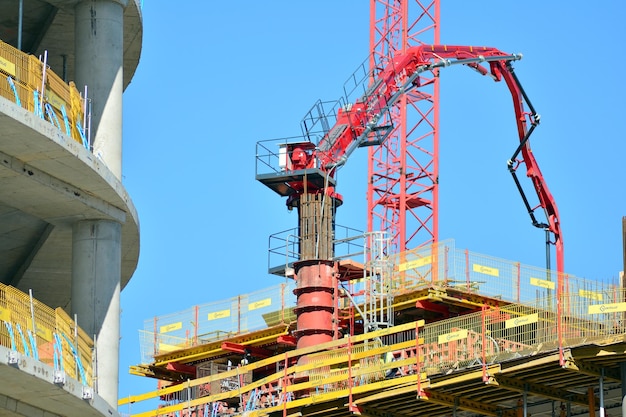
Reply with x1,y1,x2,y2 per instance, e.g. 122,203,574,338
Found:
0,281,95,391
121,240,626,417
0,39,89,148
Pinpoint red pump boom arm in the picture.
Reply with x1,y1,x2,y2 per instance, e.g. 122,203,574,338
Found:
311,44,563,278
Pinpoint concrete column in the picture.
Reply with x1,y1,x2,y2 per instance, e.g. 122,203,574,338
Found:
71,219,122,408
74,0,127,180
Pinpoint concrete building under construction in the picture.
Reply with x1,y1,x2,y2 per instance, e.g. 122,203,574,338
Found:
0,1,142,416
124,240,626,417
118,2,626,417
1,1,624,417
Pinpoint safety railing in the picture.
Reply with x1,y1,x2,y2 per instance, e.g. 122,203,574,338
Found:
387,239,619,307
267,224,364,275
123,285,626,416
0,282,94,387
255,135,320,178
140,283,297,364
0,39,88,147
299,99,344,141
122,322,425,417
139,240,621,366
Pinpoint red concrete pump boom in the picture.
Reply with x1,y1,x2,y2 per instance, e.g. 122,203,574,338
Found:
287,44,563,278
257,44,564,353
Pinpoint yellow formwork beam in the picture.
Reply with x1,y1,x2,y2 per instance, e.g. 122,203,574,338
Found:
428,364,500,388
499,351,563,373
561,348,621,382
152,324,290,366
423,389,515,417
489,373,593,406
352,378,431,405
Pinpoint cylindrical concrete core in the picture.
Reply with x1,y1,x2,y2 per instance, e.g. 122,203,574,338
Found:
293,259,335,350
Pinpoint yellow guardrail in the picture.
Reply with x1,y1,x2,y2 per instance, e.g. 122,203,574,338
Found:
140,283,297,364
389,240,612,305
0,39,87,146
138,241,620,367
120,321,425,416
121,285,626,416
0,282,93,386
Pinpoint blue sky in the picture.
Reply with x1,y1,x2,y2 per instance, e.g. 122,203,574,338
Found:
118,1,626,407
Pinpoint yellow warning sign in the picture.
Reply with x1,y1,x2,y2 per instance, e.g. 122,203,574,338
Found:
158,343,182,353
438,329,468,344
0,57,16,77
578,289,603,301
505,313,538,329
45,88,66,112
0,306,10,322
159,322,182,334
249,298,272,311
399,256,432,272
530,277,555,290
472,264,499,277
588,302,626,314
208,309,231,320
35,324,53,341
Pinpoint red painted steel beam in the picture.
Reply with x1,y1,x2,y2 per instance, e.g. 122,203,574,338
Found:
165,362,196,376
277,335,297,346
416,300,449,317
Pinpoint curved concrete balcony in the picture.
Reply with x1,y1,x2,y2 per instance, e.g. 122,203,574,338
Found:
0,80,139,317
0,0,142,92
0,282,118,417
0,7,140,322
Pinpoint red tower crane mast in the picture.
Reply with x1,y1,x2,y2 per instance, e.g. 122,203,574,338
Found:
368,0,441,253
257,44,563,351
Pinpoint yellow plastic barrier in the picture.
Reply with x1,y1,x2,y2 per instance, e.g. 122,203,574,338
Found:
0,282,94,386
0,39,86,145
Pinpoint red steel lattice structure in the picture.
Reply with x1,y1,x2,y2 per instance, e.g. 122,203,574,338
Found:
368,0,441,252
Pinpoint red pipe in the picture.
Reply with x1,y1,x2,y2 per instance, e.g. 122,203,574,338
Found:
293,259,335,350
